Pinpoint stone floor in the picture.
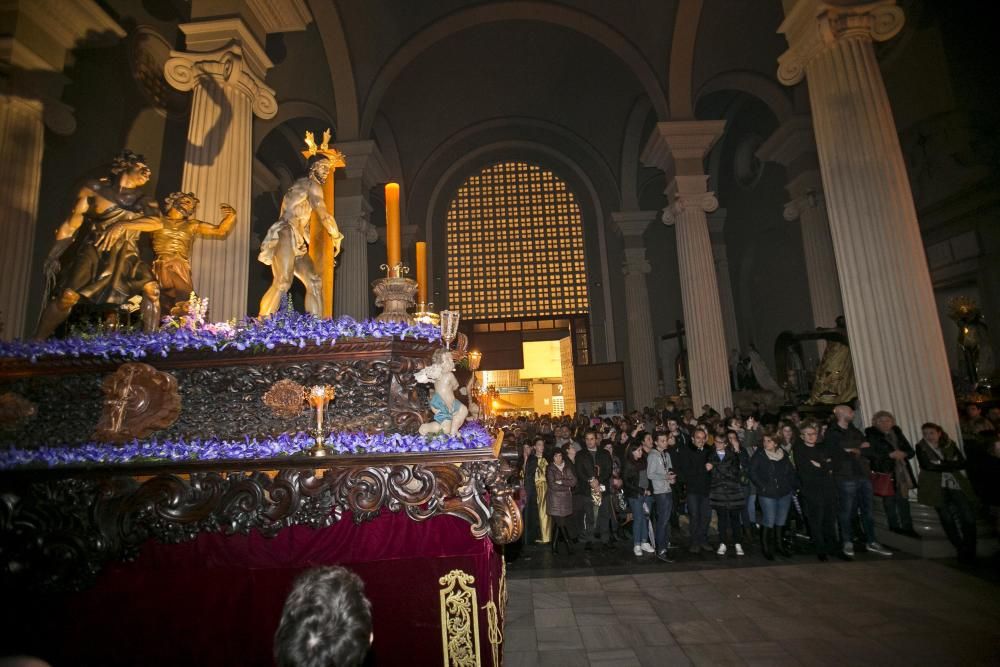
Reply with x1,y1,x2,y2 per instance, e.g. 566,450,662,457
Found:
502,545,1000,666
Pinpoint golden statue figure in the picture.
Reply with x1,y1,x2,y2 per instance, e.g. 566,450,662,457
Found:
97,192,237,314
257,154,344,317
535,456,552,544
35,150,160,338
806,316,857,405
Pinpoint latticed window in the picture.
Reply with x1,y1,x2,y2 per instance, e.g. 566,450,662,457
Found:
446,161,589,320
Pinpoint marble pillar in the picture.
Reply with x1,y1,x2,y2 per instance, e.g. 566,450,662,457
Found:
612,211,659,411
332,141,386,320
165,21,277,322
708,209,740,357
642,121,733,413
779,0,958,439
0,0,123,339
757,116,844,336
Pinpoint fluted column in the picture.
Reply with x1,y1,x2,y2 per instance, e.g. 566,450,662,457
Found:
708,209,740,355
0,0,123,338
334,197,376,319
778,0,958,440
332,140,386,320
757,115,844,334
165,23,277,321
613,211,659,411
0,97,44,339
783,173,843,331
642,121,732,412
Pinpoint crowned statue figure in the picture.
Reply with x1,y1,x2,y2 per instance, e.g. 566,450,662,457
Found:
35,150,161,338
258,146,344,318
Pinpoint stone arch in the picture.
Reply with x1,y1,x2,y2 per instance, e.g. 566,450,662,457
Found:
309,0,360,139
667,0,705,119
620,97,654,210
253,100,336,153
695,70,793,125
359,2,669,137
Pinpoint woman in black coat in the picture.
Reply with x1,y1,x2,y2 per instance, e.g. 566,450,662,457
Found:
706,436,747,556
749,431,799,560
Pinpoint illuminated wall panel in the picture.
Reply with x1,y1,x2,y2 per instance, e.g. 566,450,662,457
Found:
446,161,589,320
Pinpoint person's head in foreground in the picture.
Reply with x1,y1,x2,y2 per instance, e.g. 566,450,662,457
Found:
275,566,373,667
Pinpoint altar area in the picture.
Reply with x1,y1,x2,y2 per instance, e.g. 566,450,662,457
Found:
0,308,518,666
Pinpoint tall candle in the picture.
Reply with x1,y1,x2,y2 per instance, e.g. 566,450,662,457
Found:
415,241,428,304
385,182,401,269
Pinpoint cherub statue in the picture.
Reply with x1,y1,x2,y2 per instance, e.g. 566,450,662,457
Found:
415,348,470,437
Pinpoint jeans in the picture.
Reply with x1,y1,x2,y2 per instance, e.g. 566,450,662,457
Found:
937,488,977,559
745,490,757,525
687,493,711,548
837,477,875,545
653,493,673,552
758,494,793,527
882,494,914,532
716,507,743,546
628,495,652,545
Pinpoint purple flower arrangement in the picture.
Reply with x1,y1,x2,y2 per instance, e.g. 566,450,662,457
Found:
0,308,442,362
0,422,495,470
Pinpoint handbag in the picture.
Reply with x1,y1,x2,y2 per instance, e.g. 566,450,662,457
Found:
871,471,895,497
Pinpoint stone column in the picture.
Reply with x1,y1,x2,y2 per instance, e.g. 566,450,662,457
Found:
708,209,740,356
165,21,277,322
612,211,659,411
332,140,386,320
757,116,844,335
642,121,733,413
778,0,958,439
0,0,123,339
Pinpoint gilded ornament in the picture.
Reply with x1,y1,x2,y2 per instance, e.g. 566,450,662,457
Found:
439,569,480,667
263,379,307,418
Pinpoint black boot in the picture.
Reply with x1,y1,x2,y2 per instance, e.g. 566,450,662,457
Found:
761,526,775,561
562,526,574,554
776,525,792,558
552,532,559,554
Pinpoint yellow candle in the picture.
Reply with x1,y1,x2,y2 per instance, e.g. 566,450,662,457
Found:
415,241,428,304
385,182,401,269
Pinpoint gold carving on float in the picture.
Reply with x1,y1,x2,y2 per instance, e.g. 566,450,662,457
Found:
262,379,307,418
439,569,481,667
94,363,181,443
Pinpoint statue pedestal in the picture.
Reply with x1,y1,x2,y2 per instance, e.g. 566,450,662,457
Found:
372,276,417,324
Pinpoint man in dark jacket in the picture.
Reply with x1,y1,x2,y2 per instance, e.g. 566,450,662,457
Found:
793,422,846,561
674,427,712,553
824,405,892,557
865,410,918,536
575,430,614,549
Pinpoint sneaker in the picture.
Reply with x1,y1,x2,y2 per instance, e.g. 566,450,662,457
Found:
734,543,745,556
640,542,655,553
656,550,675,563
633,545,643,556
842,542,855,557
716,543,727,556
866,542,892,556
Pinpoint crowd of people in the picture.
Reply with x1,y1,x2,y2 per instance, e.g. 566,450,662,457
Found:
507,401,1000,565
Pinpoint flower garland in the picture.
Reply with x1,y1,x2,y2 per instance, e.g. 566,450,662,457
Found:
0,306,441,363
0,422,495,470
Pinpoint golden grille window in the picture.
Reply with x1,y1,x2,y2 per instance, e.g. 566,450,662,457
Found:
446,162,589,320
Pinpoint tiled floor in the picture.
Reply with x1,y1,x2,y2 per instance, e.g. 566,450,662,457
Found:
502,555,1000,666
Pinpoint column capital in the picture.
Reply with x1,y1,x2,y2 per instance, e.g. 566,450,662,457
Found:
337,196,377,242
641,120,726,175
334,140,389,191
661,176,719,226
611,210,658,239
165,38,277,120
784,189,826,222
778,0,905,86
622,247,652,276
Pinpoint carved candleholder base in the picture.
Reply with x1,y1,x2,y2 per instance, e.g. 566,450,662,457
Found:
372,276,418,324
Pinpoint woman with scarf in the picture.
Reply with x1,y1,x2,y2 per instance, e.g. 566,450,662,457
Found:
865,410,918,536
